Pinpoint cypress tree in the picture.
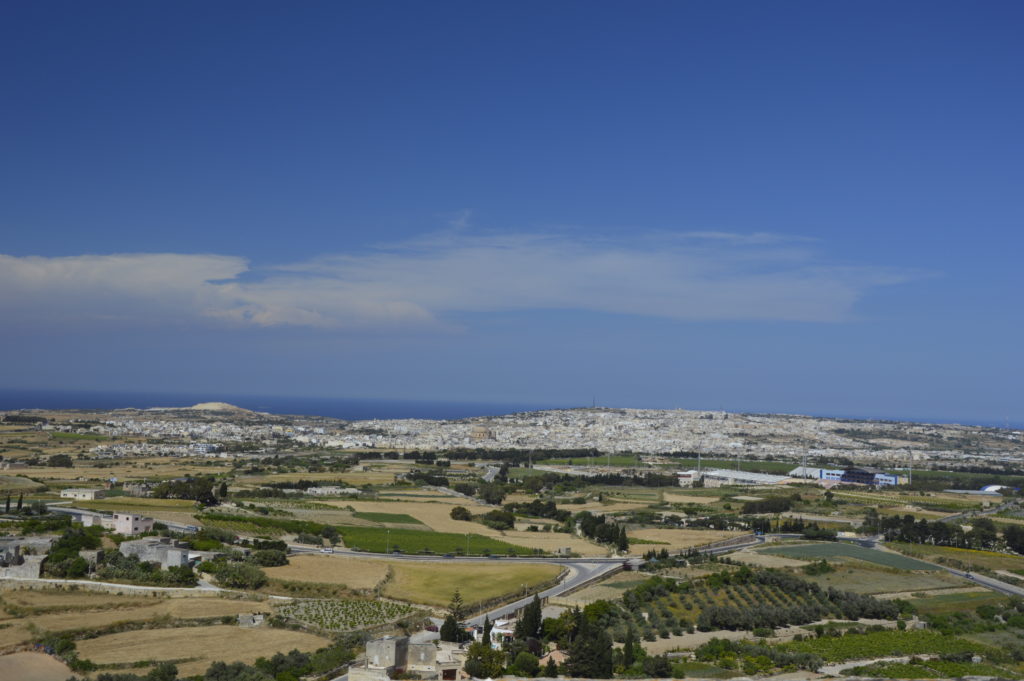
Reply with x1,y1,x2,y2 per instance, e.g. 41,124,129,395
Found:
4,494,9,513
566,616,613,678
482,615,493,646
515,594,542,640
440,614,461,643
622,628,636,667
16,493,23,511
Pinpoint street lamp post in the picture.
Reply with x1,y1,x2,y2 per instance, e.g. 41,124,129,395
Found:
386,529,390,554
466,533,470,556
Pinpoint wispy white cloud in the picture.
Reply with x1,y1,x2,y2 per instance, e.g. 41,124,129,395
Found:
0,232,918,331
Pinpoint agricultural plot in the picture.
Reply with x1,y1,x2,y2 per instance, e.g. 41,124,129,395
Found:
264,556,562,607
324,499,602,554
24,458,232,482
551,572,656,606
800,566,963,595
201,517,286,537
0,475,45,492
537,455,642,466
352,511,423,525
0,589,270,652
663,491,725,505
276,599,416,631
889,542,1024,571
909,590,1010,615
846,659,1018,679
264,555,391,589
759,543,939,570
382,561,563,608
0,652,73,681
338,526,529,555
779,629,988,662
77,497,197,512
76,624,330,677
650,579,835,624
628,529,743,553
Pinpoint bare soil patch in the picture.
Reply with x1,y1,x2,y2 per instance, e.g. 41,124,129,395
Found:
0,652,73,681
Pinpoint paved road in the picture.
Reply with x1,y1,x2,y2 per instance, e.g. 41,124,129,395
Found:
860,540,1024,597
466,560,622,625
940,500,1017,523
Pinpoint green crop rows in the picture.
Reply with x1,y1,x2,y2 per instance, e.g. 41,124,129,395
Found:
278,599,416,631
760,543,938,570
352,511,423,525
780,630,987,662
338,526,531,555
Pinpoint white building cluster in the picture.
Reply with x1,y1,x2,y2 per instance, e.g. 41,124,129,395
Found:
76,407,1024,471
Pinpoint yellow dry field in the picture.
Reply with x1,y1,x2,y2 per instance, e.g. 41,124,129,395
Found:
322,499,603,554
238,471,358,484
1,588,151,609
77,625,331,677
285,507,377,526
77,497,200,524
663,492,722,504
338,471,400,485
25,459,232,481
264,555,561,607
0,623,33,649
383,561,563,608
0,475,45,492
379,489,456,499
628,528,743,553
321,499,490,531
78,497,196,511
556,500,650,513
0,590,268,638
264,554,391,589
731,549,809,568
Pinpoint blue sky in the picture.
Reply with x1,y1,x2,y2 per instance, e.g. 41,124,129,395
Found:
1,1,1021,424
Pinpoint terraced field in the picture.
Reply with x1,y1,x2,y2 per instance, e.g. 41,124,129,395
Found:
76,624,330,677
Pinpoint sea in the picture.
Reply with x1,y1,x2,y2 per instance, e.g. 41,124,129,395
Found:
0,389,568,421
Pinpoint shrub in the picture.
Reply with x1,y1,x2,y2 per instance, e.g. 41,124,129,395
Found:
215,562,268,589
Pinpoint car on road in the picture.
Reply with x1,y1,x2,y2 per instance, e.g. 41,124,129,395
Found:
443,553,454,558
320,547,334,554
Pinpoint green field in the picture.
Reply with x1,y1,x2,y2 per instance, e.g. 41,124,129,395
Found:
50,431,108,440
537,455,642,466
338,526,533,555
909,590,1010,615
0,475,46,492
667,457,796,474
351,511,423,525
846,659,1015,679
801,566,959,595
780,629,987,662
760,543,938,570
890,542,1024,571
